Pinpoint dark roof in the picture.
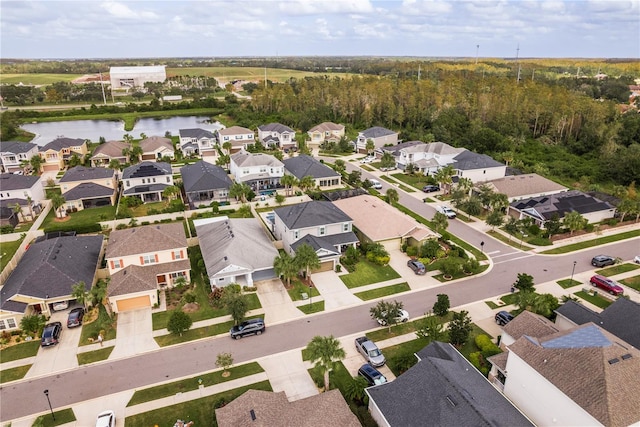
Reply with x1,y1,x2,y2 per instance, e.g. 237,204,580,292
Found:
379,140,424,155
0,141,37,154
59,166,114,182
453,150,504,170
122,161,172,179
62,183,114,200
283,155,340,180
290,232,358,255
0,235,103,312
361,126,396,138
367,341,533,427
274,201,352,229
258,123,294,133
0,198,28,208
40,137,85,151
0,173,41,190
555,299,640,348
510,190,615,221
321,188,368,202
123,183,169,195
180,160,233,193
179,128,216,139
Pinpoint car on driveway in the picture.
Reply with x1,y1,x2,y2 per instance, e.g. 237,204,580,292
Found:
376,309,410,326
358,363,387,386
95,410,115,427
590,274,624,296
495,311,514,326
52,300,69,311
407,259,426,275
230,318,265,339
591,255,616,267
422,185,440,193
41,322,62,347
380,165,396,172
67,307,85,328
436,205,456,219
359,156,375,164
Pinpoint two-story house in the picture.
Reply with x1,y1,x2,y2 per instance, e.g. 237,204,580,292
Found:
105,223,190,312
90,140,131,167
283,155,341,189
452,150,506,182
217,126,255,152
181,160,233,208
59,166,118,212
121,161,173,203
273,201,358,272
356,126,398,153
38,137,88,172
307,122,345,145
139,136,175,161
229,151,284,193
0,141,39,173
381,141,465,174
0,173,45,221
257,123,296,151
178,128,217,157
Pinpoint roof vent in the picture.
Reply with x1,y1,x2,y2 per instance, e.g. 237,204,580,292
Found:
621,353,633,360
231,233,234,238
608,358,620,365
250,409,256,421
224,256,228,261
445,395,457,407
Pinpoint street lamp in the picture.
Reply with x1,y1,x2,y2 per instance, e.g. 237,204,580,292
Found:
44,389,55,421
570,261,577,283
480,241,485,253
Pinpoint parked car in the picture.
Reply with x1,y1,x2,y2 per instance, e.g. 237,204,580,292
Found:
368,178,383,189
380,165,396,172
360,156,375,164
591,255,616,267
230,318,265,339
67,307,85,328
376,309,410,326
95,410,116,427
633,255,640,264
358,363,388,386
41,322,62,347
52,300,69,311
422,185,440,193
590,274,624,296
495,311,514,326
407,259,426,275
355,336,386,367
436,205,456,219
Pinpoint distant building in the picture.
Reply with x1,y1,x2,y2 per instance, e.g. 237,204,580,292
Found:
109,65,166,90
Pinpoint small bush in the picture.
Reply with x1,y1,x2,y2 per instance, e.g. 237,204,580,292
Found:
469,351,489,375
116,223,128,230
183,291,197,304
406,246,418,257
0,225,15,234
584,223,595,232
242,286,257,292
141,221,150,225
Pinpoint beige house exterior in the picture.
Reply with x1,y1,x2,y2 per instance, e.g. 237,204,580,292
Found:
90,140,131,167
59,167,118,213
356,126,398,153
481,173,567,202
38,137,88,172
217,126,255,152
139,136,175,161
307,122,345,144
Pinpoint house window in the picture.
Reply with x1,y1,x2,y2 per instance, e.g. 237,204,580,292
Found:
223,136,230,141
170,271,185,279
6,318,16,329
141,179,146,184
343,223,350,232
260,167,267,173
113,259,122,269
142,254,156,265
126,180,130,187
173,250,183,260
152,178,156,183
319,226,326,236
235,135,242,140
166,177,170,183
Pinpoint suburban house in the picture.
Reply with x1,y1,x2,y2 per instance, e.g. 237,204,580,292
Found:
488,322,640,426
452,150,506,182
508,190,616,227
139,136,175,161
367,341,533,427
331,194,437,249
282,155,341,189
180,160,233,208
0,234,104,329
90,140,131,167
257,123,296,151
121,161,173,203
481,173,567,202
496,310,560,350
59,166,118,212
0,173,45,221
215,389,360,427
380,141,465,174
105,223,190,313
195,217,279,287
229,151,284,193
307,122,345,144
0,141,39,173
216,126,255,152
356,126,398,153
38,137,88,172
178,128,217,156
273,201,358,272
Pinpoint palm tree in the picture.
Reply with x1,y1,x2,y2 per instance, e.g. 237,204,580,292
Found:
386,188,399,205
12,203,23,223
294,243,320,280
51,194,66,218
365,139,375,155
25,196,34,221
71,281,89,309
305,335,346,391
273,252,297,286
129,145,143,164
333,159,346,175
456,177,473,196
434,165,455,195
222,141,233,155
432,212,449,233
162,185,179,206
229,182,251,203
108,159,121,170
563,211,586,236
379,152,395,172
29,155,43,174
298,175,316,192
489,192,509,213
280,174,298,197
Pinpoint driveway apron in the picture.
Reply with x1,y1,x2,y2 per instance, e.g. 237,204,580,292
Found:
258,350,319,401
256,279,304,324
110,308,158,359
312,271,361,310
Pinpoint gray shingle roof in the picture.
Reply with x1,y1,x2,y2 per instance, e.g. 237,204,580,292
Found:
379,140,424,155
361,126,396,138
510,190,614,221
283,155,340,180
0,173,40,191
274,201,352,229
181,161,233,193
453,150,504,170
40,137,85,151
179,128,216,139
258,123,294,133
0,235,103,311
62,183,115,200
122,161,172,179
59,166,114,182
231,151,283,168
0,141,37,154
367,341,533,427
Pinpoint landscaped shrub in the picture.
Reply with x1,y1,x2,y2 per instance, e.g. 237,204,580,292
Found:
584,223,595,232
121,196,143,208
475,334,501,357
388,353,418,375
469,351,490,376
208,287,225,308
440,257,464,277
44,223,102,234
141,221,150,225
463,258,481,273
115,223,128,230
528,237,552,246
420,239,441,259
0,225,15,234
405,246,418,257
527,224,541,236
242,286,257,292
365,243,390,266
183,291,197,304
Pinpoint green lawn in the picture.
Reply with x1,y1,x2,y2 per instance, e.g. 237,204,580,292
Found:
366,312,453,342
0,237,24,272
287,279,321,301
0,364,31,383
32,408,76,427
575,291,613,309
595,263,640,277
0,340,40,362
390,173,433,191
77,347,114,365
1,73,83,85
382,338,430,375
125,380,272,427
79,305,117,346
340,260,400,288
620,275,640,291
487,230,534,251
130,201,166,217
127,362,264,406
355,282,410,300
297,301,325,314
40,205,116,231
154,315,263,346
540,229,640,254
557,278,582,289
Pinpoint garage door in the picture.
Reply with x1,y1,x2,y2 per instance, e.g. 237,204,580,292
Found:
313,260,334,273
116,295,151,312
42,164,59,172
252,268,276,282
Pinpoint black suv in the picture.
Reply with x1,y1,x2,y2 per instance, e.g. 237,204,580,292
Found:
495,311,514,326
422,185,440,193
591,255,615,268
407,259,426,275
230,318,265,340
358,363,387,386
41,322,62,347
67,307,85,328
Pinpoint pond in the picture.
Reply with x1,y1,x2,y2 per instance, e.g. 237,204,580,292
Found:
21,116,224,145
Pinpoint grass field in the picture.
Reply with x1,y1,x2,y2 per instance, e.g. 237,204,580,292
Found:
595,263,640,277
340,260,401,288
620,275,640,291
0,365,31,383
575,291,613,309
0,236,24,272
354,282,410,300
1,73,83,85
0,340,40,362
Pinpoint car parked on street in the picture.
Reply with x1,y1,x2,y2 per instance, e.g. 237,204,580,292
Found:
422,185,440,193
367,178,383,189
495,311,514,326
633,255,640,264
230,318,265,339
41,322,62,347
95,410,116,427
67,307,85,328
376,309,410,326
436,205,456,219
591,255,616,268
358,363,388,386
407,259,426,275
590,275,624,296
359,156,375,164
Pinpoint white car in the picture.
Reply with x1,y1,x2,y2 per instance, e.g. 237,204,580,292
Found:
436,205,456,219
368,178,383,189
52,300,69,311
360,156,375,164
377,309,410,326
96,410,115,427
635,255,640,264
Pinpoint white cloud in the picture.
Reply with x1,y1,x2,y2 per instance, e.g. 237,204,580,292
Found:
401,0,453,16
280,0,374,15
353,22,389,39
99,1,159,20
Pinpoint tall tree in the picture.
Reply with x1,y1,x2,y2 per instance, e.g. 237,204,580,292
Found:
432,212,449,233
486,210,505,230
71,281,89,309
51,194,66,218
563,211,586,236
294,243,320,280
273,251,297,286
222,141,233,155
379,152,395,171
365,139,375,155
12,203,23,223
432,294,450,317
456,177,473,195
305,335,346,391
513,272,535,292
370,299,404,332
223,286,250,325
298,175,316,192
434,165,455,194
386,188,399,205
162,185,179,206
333,159,346,175
416,313,447,344
167,310,193,336
29,155,43,174
447,310,473,347
280,174,298,197
229,182,251,203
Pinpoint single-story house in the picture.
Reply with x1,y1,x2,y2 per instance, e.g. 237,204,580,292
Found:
139,136,175,161
282,155,341,189
181,160,233,208
481,173,567,202
90,140,131,167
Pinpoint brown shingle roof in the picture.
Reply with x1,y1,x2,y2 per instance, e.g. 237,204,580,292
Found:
502,310,560,340
105,223,187,258
91,140,132,158
483,173,567,200
309,122,345,132
139,136,172,151
107,260,190,296
218,126,253,136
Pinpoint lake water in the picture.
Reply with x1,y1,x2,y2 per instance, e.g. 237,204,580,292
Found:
21,116,225,146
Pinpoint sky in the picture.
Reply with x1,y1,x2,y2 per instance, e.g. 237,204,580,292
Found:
1,0,639,59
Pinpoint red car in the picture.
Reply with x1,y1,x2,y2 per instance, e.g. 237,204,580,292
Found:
590,275,624,296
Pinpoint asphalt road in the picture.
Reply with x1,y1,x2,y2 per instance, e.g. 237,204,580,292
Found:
1,165,638,421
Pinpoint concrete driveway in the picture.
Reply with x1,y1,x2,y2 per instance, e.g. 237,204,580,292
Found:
256,279,304,324
312,271,361,310
258,350,318,402
110,308,158,359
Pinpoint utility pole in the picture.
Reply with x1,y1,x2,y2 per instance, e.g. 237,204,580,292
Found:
475,44,479,64
99,72,107,105
417,64,421,81
515,44,521,84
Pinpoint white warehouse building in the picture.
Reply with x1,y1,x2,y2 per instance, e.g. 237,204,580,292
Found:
109,65,167,89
